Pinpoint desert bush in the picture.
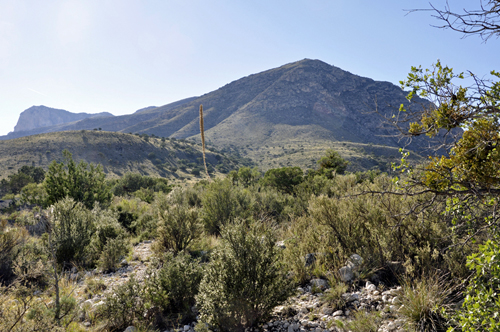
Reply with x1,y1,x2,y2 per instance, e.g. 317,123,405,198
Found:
308,174,467,278
44,150,111,209
250,187,295,222
133,187,156,203
167,186,203,208
97,236,129,272
111,197,148,232
20,182,48,207
111,172,172,197
83,277,107,298
201,179,249,235
153,203,202,254
316,149,349,178
87,206,129,269
0,285,64,332
100,275,149,331
282,215,336,284
0,220,26,284
145,251,203,324
49,198,95,267
398,274,452,332
261,166,304,195
196,220,293,332
12,236,49,287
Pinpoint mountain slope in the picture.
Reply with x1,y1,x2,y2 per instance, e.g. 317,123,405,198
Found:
0,131,248,182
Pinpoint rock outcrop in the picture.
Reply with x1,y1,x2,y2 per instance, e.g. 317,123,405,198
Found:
13,105,113,132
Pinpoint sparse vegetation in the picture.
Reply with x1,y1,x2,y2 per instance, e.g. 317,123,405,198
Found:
0,130,493,332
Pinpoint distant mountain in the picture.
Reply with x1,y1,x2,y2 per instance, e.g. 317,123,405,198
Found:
2,59,443,171
13,106,113,133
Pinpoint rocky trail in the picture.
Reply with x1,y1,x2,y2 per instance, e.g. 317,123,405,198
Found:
72,242,407,332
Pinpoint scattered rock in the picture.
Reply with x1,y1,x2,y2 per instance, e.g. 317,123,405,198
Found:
124,326,137,332
310,278,329,291
321,307,333,315
339,266,354,282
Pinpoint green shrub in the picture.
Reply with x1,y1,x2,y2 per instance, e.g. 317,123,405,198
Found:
0,285,64,332
87,207,128,268
12,236,49,287
196,220,293,332
201,179,248,235
97,236,129,272
282,215,335,284
307,174,466,278
111,172,172,197
316,149,349,178
153,204,201,254
43,150,111,209
145,252,203,324
49,198,95,267
100,275,149,331
261,166,304,195
112,197,146,232
454,238,500,332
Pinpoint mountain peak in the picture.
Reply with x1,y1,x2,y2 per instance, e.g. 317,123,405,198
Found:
14,106,113,132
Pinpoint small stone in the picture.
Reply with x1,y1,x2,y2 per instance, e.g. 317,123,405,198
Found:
349,254,363,267
391,296,399,304
342,293,360,302
339,266,354,282
184,325,190,331
389,305,398,312
332,310,343,317
321,307,334,315
382,295,390,302
366,283,377,292
310,278,329,291
387,321,397,331
124,327,137,332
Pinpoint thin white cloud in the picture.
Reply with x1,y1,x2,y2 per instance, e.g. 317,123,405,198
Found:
27,88,47,96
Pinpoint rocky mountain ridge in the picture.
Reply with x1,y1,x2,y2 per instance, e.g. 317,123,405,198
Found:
13,105,113,133
2,59,443,171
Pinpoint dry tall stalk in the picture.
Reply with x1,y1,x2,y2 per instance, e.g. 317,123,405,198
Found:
199,105,210,180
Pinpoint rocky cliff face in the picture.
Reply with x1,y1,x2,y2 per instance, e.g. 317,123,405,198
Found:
14,105,113,132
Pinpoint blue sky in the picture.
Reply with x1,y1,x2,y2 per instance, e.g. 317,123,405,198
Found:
0,0,498,136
